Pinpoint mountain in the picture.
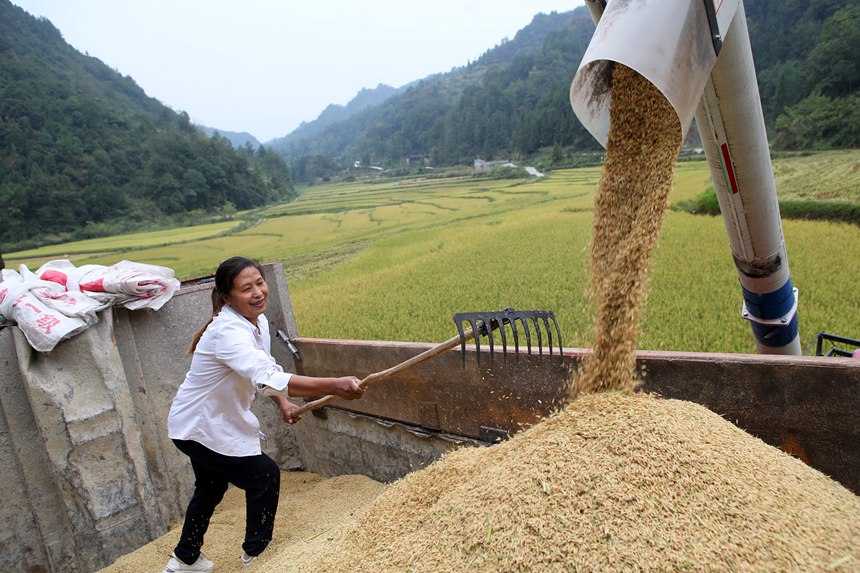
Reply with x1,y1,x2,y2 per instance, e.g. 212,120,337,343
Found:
2,0,857,249
747,0,860,148
0,0,296,250
198,126,262,150
269,1,859,181
267,83,402,149
268,9,597,179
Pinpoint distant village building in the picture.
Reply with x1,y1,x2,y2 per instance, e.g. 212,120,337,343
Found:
474,158,516,172
404,155,427,166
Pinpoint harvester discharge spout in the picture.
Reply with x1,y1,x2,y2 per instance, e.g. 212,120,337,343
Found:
571,0,801,355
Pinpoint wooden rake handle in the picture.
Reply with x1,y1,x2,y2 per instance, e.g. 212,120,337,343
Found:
288,328,476,419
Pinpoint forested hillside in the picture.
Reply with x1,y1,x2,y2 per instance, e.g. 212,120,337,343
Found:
271,83,402,150
272,1,859,182
749,1,860,148
0,0,296,251
198,126,261,149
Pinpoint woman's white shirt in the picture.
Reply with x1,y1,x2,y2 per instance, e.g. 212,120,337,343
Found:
167,304,293,457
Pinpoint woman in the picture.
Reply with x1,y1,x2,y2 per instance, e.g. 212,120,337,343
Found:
163,256,364,572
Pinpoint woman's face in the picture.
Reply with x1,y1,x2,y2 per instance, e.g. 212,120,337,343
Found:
227,265,268,323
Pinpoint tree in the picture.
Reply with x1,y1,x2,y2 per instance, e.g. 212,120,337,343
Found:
758,61,806,127
803,6,860,97
774,92,860,149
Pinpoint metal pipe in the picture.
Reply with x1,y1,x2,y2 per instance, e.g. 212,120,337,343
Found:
694,2,800,354
570,0,800,354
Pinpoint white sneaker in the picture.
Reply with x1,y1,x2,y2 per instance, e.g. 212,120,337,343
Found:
163,551,214,572
241,552,257,568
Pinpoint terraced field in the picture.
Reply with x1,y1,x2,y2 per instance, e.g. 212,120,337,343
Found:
6,150,859,354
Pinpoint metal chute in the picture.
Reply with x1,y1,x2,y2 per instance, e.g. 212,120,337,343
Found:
571,0,800,354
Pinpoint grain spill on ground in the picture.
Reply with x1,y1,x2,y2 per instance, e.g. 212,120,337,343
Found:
100,64,860,572
95,472,384,573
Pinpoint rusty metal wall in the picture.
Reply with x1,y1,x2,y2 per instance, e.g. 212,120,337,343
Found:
293,338,860,495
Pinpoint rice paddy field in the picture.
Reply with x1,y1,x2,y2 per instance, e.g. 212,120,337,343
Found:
8,220,243,261
6,150,860,355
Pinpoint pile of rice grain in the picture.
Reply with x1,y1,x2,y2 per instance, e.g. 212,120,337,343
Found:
306,393,859,572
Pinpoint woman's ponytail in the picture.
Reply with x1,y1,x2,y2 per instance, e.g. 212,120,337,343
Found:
187,288,226,354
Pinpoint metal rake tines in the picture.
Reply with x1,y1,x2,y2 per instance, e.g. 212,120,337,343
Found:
453,308,563,367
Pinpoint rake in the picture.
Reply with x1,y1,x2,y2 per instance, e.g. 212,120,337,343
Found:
287,308,562,418
454,308,562,367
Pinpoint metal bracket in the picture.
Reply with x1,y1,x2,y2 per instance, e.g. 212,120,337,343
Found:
311,406,327,419
703,0,723,56
808,331,860,358
275,328,302,361
741,288,798,326
584,0,607,21
480,426,510,443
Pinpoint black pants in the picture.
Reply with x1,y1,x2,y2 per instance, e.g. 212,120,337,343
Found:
172,439,280,564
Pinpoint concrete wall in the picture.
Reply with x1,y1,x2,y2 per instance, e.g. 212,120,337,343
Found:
1,261,858,572
0,263,302,573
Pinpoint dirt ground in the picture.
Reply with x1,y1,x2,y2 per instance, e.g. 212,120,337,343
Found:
96,471,385,573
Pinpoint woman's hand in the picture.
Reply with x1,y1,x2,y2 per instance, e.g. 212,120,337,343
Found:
282,401,303,424
271,396,303,423
330,376,365,400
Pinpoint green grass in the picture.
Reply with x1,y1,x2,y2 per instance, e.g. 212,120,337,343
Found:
771,150,860,201
6,220,243,260
675,150,860,224
5,151,859,354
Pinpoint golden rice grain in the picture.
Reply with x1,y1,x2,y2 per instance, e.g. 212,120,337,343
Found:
96,472,384,573
306,393,860,572
574,63,682,396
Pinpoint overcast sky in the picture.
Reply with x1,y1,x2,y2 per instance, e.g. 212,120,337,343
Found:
12,1,577,143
